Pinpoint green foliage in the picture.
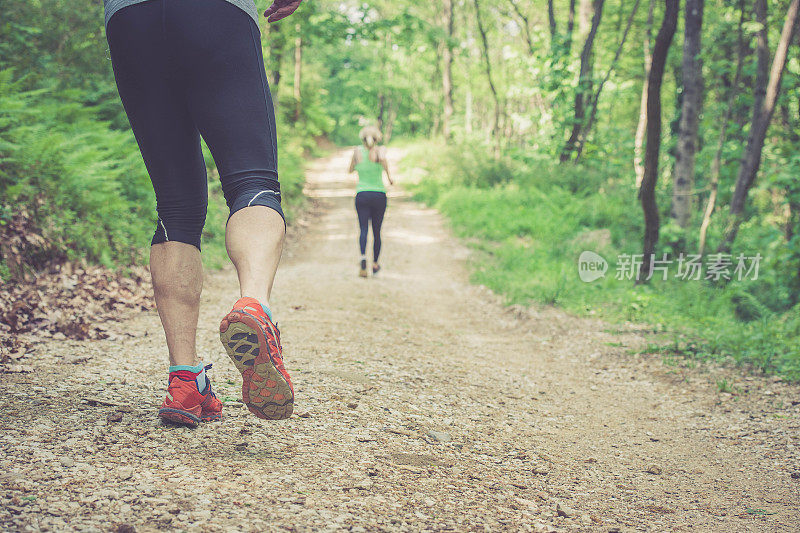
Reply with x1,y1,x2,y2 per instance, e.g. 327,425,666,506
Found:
408,142,800,379
2,0,799,381
0,70,153,267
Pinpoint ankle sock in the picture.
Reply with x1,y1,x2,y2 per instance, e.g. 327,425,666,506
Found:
169,363,208,392
241,295,273,321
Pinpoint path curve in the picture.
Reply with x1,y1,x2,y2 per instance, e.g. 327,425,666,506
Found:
1,150,799,532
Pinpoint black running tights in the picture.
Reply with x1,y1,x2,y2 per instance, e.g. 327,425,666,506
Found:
355,191,387,262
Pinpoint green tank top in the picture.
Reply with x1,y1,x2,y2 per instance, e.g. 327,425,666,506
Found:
355,147,386,193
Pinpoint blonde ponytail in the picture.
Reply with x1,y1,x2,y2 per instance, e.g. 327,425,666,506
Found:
359,126,383,163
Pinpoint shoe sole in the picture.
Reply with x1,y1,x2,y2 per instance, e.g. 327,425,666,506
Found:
359,269,368,278
220,312,294,420
158,408,200,428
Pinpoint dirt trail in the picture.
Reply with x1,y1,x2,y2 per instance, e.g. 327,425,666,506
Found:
2,150,799,532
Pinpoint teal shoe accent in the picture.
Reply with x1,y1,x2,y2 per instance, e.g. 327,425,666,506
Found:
260,303,273,321
168,363,207,392
169,363,205,373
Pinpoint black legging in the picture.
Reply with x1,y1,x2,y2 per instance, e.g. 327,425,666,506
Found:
355,191,387,262
106,0,283,251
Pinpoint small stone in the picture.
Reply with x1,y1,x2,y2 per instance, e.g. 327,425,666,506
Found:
59,457,75,468
556,502,575,518
347,402,358,409
98,489,119,500
646,464,663,475
355,479,373,490
532,465,550,475
118,467,133,480
426,430,451,442
107,412,123,423
297,411,312,418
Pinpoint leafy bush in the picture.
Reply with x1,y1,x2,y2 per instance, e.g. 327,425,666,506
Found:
0,70,153,273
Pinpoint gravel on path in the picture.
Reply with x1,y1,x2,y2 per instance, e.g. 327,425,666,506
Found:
1,150,799,532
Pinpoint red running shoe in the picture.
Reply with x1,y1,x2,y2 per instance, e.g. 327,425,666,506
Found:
158,365,223,427
219,297,294,420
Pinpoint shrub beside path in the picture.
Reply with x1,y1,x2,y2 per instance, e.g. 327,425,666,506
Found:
1,150,799,531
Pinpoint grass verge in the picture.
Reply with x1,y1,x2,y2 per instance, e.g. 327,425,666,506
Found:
404,142,800,380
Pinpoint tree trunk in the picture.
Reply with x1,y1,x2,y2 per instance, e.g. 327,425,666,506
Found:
293,24,302,122
442,0,455,141
574,0,641,161
561,0,605,162
718,0,800,253
548,0,557,47
564,0,577,57
634,0,655,187
509,0,535,55
384,101,396,143
473,0,502,155
698,0,745,255
671,0,705,230
266,23,285,90
378,93,385,132
637,0,679,283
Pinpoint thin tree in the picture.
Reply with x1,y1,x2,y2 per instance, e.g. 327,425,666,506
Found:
574,0,642,161
564,0,577,58
638,0,679,283
266,22,286,90
698,0,746,255
671,0,705,230
634,0,655,187
718,0,800,253
561,0,605,162
473,0,502,154
509,0,535,55
442,0,455,141
293,23,302,122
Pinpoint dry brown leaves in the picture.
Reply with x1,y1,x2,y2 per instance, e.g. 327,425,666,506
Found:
0,263,153,372
0,202,63,280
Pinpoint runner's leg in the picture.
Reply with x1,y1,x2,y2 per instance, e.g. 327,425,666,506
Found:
371,193,387,264
172,0,285,308
355,193,371,257
107,2,207,366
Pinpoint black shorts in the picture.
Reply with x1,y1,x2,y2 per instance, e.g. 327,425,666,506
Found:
106,0,283,250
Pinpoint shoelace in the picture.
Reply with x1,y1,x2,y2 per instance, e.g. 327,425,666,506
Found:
202,364,217,397
238,303,284,360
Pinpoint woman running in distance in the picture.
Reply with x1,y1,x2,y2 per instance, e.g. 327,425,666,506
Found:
348,126,393,277
103,0,302,426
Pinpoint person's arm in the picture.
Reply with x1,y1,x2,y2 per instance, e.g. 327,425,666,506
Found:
380,148,394,185
347,148,359,174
